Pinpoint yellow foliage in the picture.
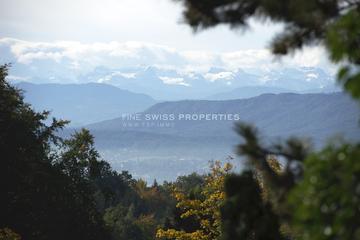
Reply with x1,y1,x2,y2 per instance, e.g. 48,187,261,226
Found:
255,154,282,201
0,228,21,240
156,161,232,240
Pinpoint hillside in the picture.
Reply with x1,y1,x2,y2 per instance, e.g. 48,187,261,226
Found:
207,86,292,100
85,92,360,181
17,82,156,126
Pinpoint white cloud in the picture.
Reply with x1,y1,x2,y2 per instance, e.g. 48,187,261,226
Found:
221,49,271,70
204,72,234,82
6,75,29,81
96,71,137,83
0,0,286,52
159,76,190,86
307,73,318,79
0,38,335,80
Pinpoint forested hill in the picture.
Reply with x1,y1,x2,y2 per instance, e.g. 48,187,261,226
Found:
85,92,359,181
17,82,156,126
89,92,359,143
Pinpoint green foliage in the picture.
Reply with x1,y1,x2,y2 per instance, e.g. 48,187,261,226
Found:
235,123,309,204
288,142,360,240
0,64,107,239
3,58,360,240
175,0,360,98
101,177,178,240
157,162,232,240
0,63,191,239
56,129,177,240
220,123,310,239
58,128,103,180
160,174,206,237
104,202,159,240
0,64,179,240
325,8,360,98
104,203,147,240
171,1,360,239
172,173,205,194
225,122,360,240
222,171,285,240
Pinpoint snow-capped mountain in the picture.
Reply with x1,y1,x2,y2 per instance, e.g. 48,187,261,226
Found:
77,66,337,99
261,67,335,91
7,64,338,100
1,38,338,100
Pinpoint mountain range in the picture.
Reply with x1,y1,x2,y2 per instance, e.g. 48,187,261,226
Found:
4,55,338,100
78,66,339,100
17,82,156,126
208,86,293,100
83,92,360,181
12,75,358,182
12,65,340,101
1,38,336,100
1,37,340,101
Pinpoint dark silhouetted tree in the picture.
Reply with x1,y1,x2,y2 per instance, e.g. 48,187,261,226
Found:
170,1,360,239
0,64,108,240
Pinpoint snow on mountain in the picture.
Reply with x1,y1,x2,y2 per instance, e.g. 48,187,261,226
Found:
0,38,338,100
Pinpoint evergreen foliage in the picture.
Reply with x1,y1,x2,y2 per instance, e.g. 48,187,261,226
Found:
175,0,360,98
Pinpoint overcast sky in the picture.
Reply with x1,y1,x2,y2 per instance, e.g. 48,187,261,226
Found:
0,0,285,52
0,0,336,77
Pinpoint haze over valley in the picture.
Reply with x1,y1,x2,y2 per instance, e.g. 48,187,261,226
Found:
1,37,357,182
12,78,359,182
2,1,360,239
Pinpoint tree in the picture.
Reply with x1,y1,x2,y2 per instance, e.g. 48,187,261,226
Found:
103,177,175,240
0,228,21,240
221,171,286,240
0,64,108,240
104,203,146,240
1,63,180,240
58,128,105,181
156,162,232,240
224,123,360,240
171,1,360,239
220,124,308,240
174,0,360,98
288,142,360,240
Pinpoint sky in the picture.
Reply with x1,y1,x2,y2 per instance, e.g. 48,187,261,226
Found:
0,0,284,51
0,0,335,76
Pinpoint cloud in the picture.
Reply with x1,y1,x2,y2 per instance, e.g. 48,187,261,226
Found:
204,72,234,82
159,76,190,86
6,75,29,81
1,38,182,66
0,38,335,80
221,49,271,69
